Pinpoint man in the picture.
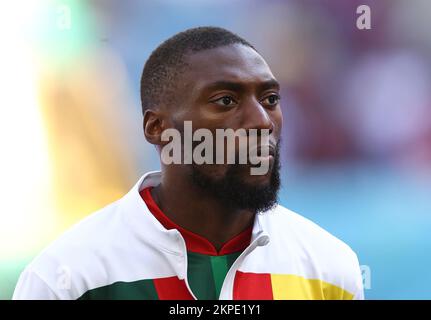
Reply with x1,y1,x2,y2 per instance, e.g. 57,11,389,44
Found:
14,27,364,300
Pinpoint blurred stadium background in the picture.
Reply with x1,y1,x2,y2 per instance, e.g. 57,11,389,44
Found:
1,0,431,299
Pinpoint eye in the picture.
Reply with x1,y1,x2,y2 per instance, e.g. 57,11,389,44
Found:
212,96,237,107
261,94,280,107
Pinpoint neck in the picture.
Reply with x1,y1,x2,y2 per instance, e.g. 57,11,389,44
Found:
151,168,255,251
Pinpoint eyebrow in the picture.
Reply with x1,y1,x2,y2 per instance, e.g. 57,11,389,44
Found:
202,79,280,93
259,79,280,91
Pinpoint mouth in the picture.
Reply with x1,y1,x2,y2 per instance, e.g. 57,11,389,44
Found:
245,144,276,169
249,144,275,157
267,145,276,157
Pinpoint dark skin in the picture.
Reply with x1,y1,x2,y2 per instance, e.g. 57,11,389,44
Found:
144,44,283,250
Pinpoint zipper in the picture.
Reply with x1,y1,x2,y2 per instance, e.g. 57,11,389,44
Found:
218,232,270,300
173,229,198,300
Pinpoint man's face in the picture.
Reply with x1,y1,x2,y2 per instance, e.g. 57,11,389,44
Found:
168,44,283,212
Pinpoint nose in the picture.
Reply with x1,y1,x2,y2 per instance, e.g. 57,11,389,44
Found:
241,98,274,134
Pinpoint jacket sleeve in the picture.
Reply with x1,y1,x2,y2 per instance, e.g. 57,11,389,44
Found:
13,269,59,300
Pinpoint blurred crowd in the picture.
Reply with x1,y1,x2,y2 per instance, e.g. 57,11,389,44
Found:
80,0,431,170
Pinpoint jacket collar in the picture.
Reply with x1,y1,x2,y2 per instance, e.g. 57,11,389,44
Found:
121,171,270,256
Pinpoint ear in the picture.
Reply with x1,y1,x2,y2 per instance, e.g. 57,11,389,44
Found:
143,109,166,146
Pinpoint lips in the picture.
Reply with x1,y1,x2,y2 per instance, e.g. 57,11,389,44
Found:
249,144,275,157
267,145,275,157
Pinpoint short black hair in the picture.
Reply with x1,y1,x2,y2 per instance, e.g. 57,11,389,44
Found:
140,26,255,114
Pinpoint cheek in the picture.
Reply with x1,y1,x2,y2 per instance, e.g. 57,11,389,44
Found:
272,108,283,137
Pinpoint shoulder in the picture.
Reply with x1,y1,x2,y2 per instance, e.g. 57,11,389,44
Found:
34,199,125,264
262,204,358,261
255,205,364,299
17,200,129,299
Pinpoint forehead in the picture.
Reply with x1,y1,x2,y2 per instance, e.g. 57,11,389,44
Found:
183,44,276,89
